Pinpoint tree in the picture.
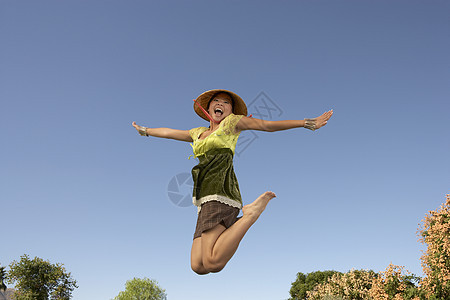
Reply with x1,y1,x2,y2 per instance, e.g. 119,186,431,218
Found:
113,277,167,300
7,255,78,300
418,194,450,299
289,270,341,300
0,264,7,292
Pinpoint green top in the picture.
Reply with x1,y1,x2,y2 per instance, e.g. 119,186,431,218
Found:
189,114,244,158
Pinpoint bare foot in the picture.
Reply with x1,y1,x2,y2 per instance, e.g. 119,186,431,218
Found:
242,191,276,223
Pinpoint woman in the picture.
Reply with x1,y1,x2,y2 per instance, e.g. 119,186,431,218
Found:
132,89,333,274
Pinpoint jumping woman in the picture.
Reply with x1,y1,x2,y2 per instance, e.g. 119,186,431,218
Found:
132,89,333,274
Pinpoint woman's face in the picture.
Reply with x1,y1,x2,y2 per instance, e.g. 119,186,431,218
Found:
207,93,233,122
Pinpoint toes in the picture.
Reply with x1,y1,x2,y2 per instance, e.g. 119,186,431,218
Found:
265,191,276,198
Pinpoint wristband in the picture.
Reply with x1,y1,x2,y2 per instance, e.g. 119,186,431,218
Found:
138,126,149,136
304,118,316,131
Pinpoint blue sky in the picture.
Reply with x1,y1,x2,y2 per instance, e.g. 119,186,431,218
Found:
1,1,449,299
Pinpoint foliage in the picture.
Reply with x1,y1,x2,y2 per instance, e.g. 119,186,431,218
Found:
306,265,421,300
307,269,378,299
0,264,7,292
6,254,78,300
113,277,167,300
289,270,341,300
369,263,422,300
418,194,450,299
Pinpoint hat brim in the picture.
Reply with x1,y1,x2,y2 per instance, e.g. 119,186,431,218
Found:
194,89,248,122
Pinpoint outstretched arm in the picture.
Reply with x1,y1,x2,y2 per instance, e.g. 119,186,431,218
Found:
132,121,193,142
235,110,333,132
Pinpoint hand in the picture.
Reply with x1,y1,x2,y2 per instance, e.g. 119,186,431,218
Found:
314,110,333,130
132,121,147,136
132,121,141,131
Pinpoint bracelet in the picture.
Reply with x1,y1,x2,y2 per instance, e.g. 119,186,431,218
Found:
138,126,149,136
304,118,316,131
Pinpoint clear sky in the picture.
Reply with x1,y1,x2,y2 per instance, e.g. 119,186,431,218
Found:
1,1,449,299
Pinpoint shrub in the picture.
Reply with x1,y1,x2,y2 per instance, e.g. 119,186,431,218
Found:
307,269,377,299
289,270,341,300
418,194,450,299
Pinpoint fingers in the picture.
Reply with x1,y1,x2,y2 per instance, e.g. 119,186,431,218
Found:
315,110,333,129
320,110,333,121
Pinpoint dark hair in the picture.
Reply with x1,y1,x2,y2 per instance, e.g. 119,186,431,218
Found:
207,91,235,113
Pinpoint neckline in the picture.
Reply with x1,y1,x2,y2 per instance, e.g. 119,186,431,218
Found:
197,114,231,141
198,127,217,141
196,114,233,141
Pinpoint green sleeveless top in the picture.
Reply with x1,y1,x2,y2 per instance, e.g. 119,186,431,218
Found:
189,114,244,158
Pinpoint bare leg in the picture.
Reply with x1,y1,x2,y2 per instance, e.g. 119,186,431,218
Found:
191,191,276,274
190,238,209,275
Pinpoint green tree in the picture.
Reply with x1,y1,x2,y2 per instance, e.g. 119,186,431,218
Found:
7,254,78,300
0,264,7,292
289,270,341,300
113,277,167,300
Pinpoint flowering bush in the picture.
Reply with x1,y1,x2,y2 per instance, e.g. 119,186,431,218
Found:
418,194,450,299
289,270,341,299
306,265,421,300
369,263,421,300
307,269,377,299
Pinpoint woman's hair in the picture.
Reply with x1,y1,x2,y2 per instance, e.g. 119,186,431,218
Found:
207,91,235,113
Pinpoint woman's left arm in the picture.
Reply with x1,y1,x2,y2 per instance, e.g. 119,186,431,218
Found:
236,110,333,132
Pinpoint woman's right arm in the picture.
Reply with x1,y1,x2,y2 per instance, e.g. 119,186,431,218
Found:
132,121,193,142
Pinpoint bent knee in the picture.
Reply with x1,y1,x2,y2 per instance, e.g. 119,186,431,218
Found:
203,259,226,273
191,262,209,275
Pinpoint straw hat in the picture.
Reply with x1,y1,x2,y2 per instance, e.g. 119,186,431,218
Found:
194,89,248,122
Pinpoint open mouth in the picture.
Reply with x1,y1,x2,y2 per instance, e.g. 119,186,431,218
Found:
214,107,223,117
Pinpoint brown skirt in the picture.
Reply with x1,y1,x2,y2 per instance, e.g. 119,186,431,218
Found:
193,201,240,239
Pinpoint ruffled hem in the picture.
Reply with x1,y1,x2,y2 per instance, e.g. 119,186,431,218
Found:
193,195,242,214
